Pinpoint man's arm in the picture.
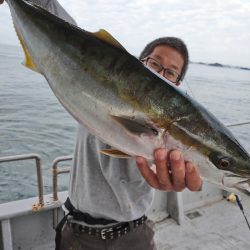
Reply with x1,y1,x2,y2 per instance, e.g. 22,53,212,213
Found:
30,0,77,25
0,0,77,25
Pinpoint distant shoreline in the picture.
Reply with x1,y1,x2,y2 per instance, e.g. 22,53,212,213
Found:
191,61,250,71
0,43,249,71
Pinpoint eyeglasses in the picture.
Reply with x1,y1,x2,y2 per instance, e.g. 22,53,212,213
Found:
141,57,181,83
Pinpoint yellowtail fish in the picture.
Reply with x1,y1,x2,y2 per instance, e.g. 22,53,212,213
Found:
5,0,250,194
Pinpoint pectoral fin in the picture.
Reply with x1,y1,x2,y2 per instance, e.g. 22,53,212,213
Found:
93,29,126,50
111,115,158,136
100,149,132,158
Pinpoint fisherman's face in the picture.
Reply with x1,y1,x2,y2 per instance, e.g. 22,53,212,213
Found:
147,45,184,86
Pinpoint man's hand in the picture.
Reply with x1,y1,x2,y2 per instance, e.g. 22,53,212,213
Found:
0,0,4,5
136,148,202,192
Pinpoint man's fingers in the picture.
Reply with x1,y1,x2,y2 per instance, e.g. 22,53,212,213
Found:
136,156,160,189
185,162,202,191
136,150,202,193
154,149,172,190
170,150,186,192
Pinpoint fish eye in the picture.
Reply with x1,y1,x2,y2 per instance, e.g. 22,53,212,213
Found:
218,158,231,169
208,152,232,170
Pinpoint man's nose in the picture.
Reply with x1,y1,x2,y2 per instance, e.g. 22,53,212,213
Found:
158,68,165,77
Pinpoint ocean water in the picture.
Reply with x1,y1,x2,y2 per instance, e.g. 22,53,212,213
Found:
0,44,250,204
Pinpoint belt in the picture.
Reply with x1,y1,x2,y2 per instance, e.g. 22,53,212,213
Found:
64,197,118,225
68,215,147,240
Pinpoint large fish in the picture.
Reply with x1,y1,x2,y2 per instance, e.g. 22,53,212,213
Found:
5,0,250,193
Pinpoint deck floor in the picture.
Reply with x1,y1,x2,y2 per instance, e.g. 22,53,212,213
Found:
154,197,250,250
6,194,250,250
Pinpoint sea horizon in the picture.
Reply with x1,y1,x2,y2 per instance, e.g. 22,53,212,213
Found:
1,42,249,71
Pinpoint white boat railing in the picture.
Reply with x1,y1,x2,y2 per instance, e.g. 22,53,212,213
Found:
226,120,250,127
0,120,250,210
51,155,72,228
0,154,44,208
52,155,72,201
0,120,249,224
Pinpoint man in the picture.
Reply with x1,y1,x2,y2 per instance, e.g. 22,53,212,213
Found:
1,1,202,249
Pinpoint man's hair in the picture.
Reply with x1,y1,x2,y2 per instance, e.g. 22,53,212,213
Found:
139,37,189,81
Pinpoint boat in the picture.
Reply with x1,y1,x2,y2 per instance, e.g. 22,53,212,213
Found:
1,122,250,250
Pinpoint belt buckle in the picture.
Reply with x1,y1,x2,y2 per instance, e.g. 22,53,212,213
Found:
100,227,113,240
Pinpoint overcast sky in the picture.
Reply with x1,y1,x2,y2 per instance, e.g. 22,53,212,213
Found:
0,0,249,67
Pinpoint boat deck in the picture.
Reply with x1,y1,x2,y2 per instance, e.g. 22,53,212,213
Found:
154,197,250,250
1,192,250,250
1,154,250,250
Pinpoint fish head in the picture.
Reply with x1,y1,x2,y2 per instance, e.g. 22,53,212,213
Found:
207,142,250,193
209,151,250,177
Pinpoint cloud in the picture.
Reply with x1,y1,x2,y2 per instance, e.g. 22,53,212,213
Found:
0,0,249,67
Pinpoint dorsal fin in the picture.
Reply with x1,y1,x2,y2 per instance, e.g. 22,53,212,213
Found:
13,24,40,73
92,29,126,50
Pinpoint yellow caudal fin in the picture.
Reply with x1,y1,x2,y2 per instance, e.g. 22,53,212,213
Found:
100,149,132,158
92,29,126,50
14,25,39,73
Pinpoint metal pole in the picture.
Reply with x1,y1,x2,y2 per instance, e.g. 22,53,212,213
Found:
226,120,250,127
52,155,72,201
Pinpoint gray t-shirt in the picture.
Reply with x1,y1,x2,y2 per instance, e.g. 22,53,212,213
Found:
31,0,154,222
